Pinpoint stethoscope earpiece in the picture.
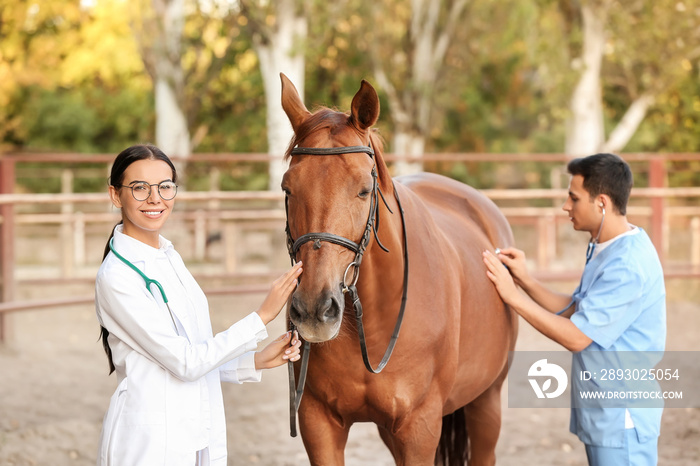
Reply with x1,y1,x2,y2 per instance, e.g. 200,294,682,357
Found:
586,205,606,264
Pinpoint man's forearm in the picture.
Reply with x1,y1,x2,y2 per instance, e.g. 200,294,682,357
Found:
509,291,591,352
518,276,574,315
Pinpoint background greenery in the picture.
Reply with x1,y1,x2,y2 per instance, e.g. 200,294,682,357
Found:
2,0,699,191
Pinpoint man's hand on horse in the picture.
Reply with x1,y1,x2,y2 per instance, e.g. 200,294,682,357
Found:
483,250,521,305
492,247,530,288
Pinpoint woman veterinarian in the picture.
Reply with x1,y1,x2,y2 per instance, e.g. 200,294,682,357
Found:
95,144,303,465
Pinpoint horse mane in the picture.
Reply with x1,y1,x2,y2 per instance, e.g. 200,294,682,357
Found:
284,108,345,160
368,128,392,191
284,107,392,189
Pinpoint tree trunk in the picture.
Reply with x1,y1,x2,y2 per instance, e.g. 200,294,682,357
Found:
601,93,655,153
392,130,426,176
151,0,191,160
249,0,307,191
372,0,468,175
565,2,608,157
154,77,190,160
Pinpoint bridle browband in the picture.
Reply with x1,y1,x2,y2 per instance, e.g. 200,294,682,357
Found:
284,143,410,437
286,145,390,260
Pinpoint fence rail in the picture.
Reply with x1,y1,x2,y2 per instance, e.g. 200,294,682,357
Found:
2,152,700,343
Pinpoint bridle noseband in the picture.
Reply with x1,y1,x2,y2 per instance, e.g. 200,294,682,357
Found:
284,143,410,437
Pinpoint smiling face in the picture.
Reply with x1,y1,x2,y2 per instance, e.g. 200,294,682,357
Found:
109,158,175,247
562,174,604,236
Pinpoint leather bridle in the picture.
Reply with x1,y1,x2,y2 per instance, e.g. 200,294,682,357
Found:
284,143,409,437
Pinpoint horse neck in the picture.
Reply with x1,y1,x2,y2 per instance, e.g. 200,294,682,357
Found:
357,181,406,314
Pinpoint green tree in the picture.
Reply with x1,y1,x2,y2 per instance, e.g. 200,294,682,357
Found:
528,0,700,156
0,0,152,152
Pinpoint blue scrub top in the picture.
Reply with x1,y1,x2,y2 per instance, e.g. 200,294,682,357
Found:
569,228,666,447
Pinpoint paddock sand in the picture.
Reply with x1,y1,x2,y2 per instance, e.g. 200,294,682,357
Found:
1,283,699,465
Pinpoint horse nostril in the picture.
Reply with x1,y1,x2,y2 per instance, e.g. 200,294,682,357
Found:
321,296,341,322
289,295,303,322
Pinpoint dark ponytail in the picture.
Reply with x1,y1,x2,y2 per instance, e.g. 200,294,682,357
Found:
99,222,121,374
99,144,177,374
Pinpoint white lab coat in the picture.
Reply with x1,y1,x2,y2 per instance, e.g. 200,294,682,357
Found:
95,225,268,465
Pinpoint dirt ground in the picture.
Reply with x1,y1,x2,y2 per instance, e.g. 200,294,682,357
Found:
1,282,699,466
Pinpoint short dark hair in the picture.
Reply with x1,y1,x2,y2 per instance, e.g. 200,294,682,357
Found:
567,153,633,215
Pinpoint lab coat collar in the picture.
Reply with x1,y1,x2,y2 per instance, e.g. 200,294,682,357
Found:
111,225,194,341
112,224,174,264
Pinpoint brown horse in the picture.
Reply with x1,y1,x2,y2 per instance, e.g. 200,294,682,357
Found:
280,73,518,466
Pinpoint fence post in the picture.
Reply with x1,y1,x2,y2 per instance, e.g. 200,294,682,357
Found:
206,166,221,260
224,223,238,273
74,211,86,267
649,157,666,264
537,215,556,270
60,169,75,277
194,210,206,261
0,157,16,343
691,216,700,270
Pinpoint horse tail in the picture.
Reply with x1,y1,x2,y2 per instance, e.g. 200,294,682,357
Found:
434,408,470,465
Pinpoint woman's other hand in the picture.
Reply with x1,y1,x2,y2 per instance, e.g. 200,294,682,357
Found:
254,331,302,370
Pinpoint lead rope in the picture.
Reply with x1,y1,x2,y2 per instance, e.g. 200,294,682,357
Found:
285,193,306,437
286,193,307,437
288,322,310,437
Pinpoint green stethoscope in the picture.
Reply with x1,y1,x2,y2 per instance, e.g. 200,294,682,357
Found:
109,238,180,335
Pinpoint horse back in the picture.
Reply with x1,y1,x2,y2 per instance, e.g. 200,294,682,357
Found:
396,172,513,250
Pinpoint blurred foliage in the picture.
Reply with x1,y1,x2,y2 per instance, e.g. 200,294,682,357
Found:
0,0,152,152
20,86,153,152
2,0,700,191
628,66,700,156
16,162,108,193
184,161,269,191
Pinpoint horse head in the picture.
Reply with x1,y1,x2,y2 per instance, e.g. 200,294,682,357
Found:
280,73,393,343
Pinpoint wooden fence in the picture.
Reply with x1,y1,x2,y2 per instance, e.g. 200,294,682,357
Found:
1,152,700,343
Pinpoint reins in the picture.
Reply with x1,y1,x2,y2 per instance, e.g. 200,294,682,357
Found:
284,143,409,437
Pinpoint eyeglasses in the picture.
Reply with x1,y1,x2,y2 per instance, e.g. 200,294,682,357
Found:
117,181,178,201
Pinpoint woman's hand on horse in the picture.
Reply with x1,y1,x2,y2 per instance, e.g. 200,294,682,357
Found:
256,262,303,325
483,250,520,305
493,247,530,287
255,331,302,370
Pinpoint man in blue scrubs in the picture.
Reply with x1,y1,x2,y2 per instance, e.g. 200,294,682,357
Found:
483,153,666,465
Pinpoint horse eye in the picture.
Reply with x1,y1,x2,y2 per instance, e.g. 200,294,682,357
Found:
358,189,371,199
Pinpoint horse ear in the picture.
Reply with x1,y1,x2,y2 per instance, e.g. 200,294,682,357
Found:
350,80,380,131
280,73,310,132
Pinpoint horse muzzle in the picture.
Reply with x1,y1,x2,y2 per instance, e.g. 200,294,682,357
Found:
289,288,344,342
